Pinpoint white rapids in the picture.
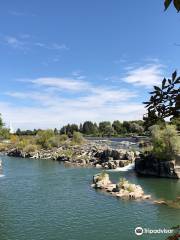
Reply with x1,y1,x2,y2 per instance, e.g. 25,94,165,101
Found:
107,163,135,172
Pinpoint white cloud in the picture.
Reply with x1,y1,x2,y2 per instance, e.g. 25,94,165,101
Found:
4,36,26,49
31,77,90,91
122,64,164,87
3,76,142,129
34,42,69,50
2,35,68,52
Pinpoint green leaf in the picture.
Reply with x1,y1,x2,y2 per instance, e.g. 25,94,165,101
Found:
162,78,166,88
172,70,177,81
154,86,161,91
174,76,180,83
164,0,173,10
168,79,172,84
174,0,180,11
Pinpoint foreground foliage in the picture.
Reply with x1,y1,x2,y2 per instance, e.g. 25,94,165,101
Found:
150,124,180,161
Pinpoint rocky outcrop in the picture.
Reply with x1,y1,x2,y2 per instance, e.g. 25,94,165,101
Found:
154,197,180,209
6,143,138,170
135,154,180,179
92,173,151,200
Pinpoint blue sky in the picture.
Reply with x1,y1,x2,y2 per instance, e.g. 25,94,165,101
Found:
0,0,180,129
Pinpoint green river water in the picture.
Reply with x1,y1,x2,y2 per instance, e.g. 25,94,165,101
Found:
0,156,179,240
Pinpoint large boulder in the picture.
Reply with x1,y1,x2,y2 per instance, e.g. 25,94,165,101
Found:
135,155,180,179
93,172,111,188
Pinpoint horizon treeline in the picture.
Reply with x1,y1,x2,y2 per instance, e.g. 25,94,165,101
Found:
15,120,145,137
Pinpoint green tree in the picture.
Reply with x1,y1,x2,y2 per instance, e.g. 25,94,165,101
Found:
54,128,59,135
60,124,79,136
0,128,10,139
99,121,114,137
150,124,180,161
164,0,180,11
112,120,124,135
82,121,98,135
0,114,4,129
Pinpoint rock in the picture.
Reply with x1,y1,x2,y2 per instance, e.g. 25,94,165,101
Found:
154,200,167,205
93,172,111,189
92,174,149,201
135,154,180,179
95,164,102,168
108,161,117,169
119,160,131,167
125,151,135,161
142,195,151,200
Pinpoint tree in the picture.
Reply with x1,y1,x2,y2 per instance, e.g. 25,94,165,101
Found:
150,124,180,161
99,121,114,137
112,120,124,134
60,124,79,136
0,128,10,139
143,71,180,128
54,128,59,135
0,114,3,129
82,121,98,135
164,0,180,12
130,123,144,135
122,121,131,133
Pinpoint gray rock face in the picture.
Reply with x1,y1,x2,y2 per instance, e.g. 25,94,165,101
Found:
135,155,180,179
6,142,138,170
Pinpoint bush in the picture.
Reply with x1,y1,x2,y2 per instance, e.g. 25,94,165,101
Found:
16,139,27,150
118,178,129,188
10,135,19,144
72,131,84,145
59,134,68,142
0,128,10,139
36,130,54,149
23,144,38,153
0,143,8,151
150,124,180,161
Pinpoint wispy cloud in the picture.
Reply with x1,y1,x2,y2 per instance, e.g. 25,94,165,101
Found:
1,34,69,52
3,76,142,129
4,36,27,50
30,77,90,91
122,64,164,87
34,42,69,50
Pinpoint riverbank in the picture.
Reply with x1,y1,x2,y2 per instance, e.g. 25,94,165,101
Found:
1,137,180,178
1,139,140,170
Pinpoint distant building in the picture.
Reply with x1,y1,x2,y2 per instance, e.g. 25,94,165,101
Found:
9,122,15,134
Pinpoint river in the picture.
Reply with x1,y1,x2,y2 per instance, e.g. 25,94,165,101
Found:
0,156,179,240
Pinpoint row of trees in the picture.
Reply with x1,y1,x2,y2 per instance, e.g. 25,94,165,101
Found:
60,120,144,137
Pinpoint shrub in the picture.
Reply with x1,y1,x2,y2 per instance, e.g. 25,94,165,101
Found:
0,143,8,151
59,134,68,142
36,130,54,149
72,131,84,145
0,128,10,139
98,171,108,181
150,124,180,161
16,139,27,150
23,144,38,153
118,178,129,188
10,135,19,144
